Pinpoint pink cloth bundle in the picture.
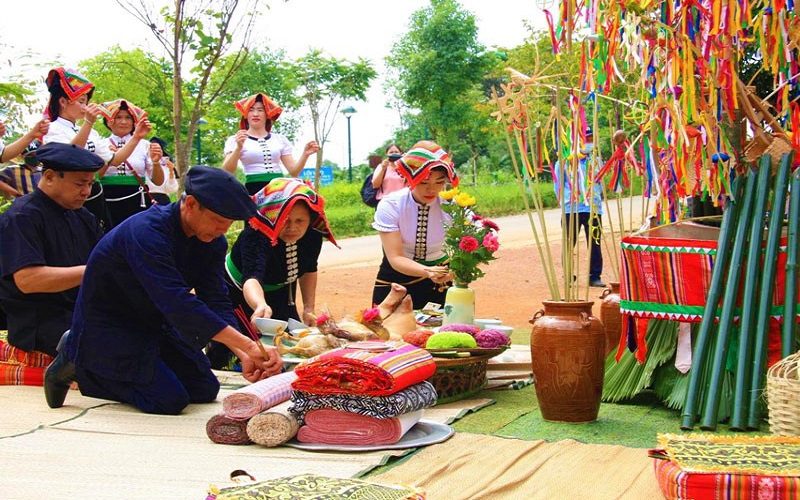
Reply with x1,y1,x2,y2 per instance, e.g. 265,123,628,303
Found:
222,371,298,420
296,408,423,445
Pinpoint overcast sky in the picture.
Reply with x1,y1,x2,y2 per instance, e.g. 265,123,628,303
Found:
0,0,547,168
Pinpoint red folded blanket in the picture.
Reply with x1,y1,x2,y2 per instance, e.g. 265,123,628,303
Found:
0,337,53,386
222,371,297,420
297,408,423,445
292,342,435,396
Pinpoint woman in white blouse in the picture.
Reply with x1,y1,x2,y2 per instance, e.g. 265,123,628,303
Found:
222,93,319,195
43,67,152,230
372,140,457,309
98,99,163,225
146,137,180,205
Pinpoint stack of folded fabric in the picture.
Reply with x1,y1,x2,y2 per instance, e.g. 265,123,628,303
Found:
290,341,437,446
0,330,53,386
651,433,800,500
206,371,298,445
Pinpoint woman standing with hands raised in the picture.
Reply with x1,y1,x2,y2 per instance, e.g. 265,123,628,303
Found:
42,67,153,230
222,93,319,194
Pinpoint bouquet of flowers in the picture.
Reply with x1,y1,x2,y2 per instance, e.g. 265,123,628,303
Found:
439,187,500,285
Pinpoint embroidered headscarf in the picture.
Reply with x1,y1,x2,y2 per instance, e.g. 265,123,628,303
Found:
395,140,459,190
97,99,147,130
46,67,94,101
235,93,283,130
45,67,95,120
249,177,337,247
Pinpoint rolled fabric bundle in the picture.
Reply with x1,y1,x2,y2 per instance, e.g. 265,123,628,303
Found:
222,371,298,420
206,413,252,445
290,381,437,422
246,401,299,447
292,342,435,396
297,409,423,445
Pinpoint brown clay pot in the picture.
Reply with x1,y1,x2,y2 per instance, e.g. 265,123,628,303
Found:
599,282,622,355
529,300,605,423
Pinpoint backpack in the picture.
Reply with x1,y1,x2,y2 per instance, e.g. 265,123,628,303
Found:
360,173,380,208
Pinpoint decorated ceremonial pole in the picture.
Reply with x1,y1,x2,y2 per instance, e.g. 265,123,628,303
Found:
700,170,758,431
747,153,792,429
730,156,771,431
681,175,744,430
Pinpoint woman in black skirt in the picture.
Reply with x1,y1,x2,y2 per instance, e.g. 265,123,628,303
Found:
371,140,457,309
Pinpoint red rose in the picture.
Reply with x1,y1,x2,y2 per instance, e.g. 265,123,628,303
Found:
481,218,499,231
459,236,479,252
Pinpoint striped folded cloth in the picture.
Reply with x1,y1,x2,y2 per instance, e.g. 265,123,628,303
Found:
0,332,53,386
297,409,423,446
292,342,436,397
290,381,437,422
222,371,298,420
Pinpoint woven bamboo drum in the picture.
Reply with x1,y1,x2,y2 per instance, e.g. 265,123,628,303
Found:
767,350,800,436
430,354,489,404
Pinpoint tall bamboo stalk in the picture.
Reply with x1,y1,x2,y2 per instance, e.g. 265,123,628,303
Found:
730,156,772,430
747,152,792,429
681,174,744,429
501,125,560,300
700,169,759,430
782,167,800,358
554,91,571,301
514,134,561,300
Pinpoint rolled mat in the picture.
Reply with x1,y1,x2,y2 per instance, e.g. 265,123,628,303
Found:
297,409,423,445
207,473,424,500
290,381,437,422
0,363,45,386
246,401,299,447
292,342,435,396
205,414,252,445
222,371,297,420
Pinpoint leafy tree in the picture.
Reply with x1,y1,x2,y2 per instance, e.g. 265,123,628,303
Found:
291,49,376,189
386,0,490,152
0,41,54,135
118,0,260,180
79,46,173,136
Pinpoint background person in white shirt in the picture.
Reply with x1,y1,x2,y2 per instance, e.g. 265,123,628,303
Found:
222,93,319,194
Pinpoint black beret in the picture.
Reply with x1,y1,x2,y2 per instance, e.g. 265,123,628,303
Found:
184,166,256,220
35,142,105,172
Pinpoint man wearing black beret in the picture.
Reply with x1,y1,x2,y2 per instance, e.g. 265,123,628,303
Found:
0,143,105,362
45,166,283,414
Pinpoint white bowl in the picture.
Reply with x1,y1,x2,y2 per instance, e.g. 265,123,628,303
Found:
489,325,515,336
254,318,289,335
474,318,502,329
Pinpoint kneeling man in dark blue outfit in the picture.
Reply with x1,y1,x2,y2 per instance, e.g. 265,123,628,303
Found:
45,166,283,414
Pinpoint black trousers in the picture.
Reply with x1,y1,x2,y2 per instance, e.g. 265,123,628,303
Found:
563,212,603,281
372,257,446,309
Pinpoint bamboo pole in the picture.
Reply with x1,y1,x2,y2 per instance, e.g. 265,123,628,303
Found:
497,117,560,300
513,129,561,299
700,169,759,431
554,92,571,301
730,156,772,431
681,174,745,429
586,88,601,301
747,152,792,429
782,167,800,358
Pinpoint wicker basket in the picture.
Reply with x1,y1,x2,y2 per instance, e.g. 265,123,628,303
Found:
429,354,490,404
767,350,800,436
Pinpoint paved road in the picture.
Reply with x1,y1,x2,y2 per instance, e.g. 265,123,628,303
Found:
319,196,646,270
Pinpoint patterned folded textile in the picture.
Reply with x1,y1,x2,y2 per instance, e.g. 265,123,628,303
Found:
292,342,436,396
290,381,437,422
653,456,800,500
652,434,800,500
0,364,45,386
206,414,252,445
0,334,53,368
0,332,53,386
297,409,423,446
246,401,299,447
656,433,800,476
222,371,297,420
207,473,425,500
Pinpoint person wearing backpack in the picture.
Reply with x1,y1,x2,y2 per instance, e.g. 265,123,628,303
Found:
373,144,406,199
